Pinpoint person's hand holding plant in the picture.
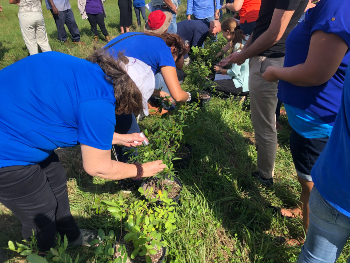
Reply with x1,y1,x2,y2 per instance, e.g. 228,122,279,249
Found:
160,90,175,105
112,133,148,147
141,160,167,178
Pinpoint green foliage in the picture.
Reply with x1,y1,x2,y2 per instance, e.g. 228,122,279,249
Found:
7,232,127,263
129,102,200,182
101,190,178,260
184,36,226,93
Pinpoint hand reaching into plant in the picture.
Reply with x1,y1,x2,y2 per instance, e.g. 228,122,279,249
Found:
160,90,175,105
142,160,167,178
112,133,148,147
218,52,246,67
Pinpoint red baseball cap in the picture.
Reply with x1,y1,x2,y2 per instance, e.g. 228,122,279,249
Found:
144,10,172,34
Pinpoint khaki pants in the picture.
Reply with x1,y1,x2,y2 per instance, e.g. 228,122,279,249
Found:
18,12,51,55
249,56,285,179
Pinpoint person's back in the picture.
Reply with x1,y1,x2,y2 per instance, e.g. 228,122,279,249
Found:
0,51,115,168
104,32,175,75
177,19,210,48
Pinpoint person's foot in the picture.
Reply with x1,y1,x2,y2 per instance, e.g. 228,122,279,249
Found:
280,206,303,218
105,35,110,42
73,41,86,46
275,236,303,247
68,229,100,247
94,36,98,43
251,171,274,186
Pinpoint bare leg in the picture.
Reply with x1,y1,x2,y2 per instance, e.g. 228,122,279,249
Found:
298,177,314,233
280,177,313,233
126,27,129,33
120,26,124,34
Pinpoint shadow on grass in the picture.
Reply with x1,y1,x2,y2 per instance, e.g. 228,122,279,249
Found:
0,212,122,263
0,43,9,60
166,98,301,262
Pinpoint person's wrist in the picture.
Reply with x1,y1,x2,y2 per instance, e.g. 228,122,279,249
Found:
133,162,143,180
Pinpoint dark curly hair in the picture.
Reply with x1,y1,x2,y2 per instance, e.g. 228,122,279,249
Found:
145,32,186,61
86,50,143,115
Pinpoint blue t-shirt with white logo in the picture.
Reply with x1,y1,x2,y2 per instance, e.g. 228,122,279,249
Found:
0,52,116,168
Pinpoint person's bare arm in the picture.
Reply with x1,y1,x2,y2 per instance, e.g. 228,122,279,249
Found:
222,0,243,12
163,0,177,14
216,42,231,58
161,66,189,102
81,144,166,180
48,0,59,14
262,30,348,86
218,9,295,66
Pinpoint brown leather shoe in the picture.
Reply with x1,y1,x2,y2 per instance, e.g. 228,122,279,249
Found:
73,41,85,46
94,36,98,43
105,35,110,42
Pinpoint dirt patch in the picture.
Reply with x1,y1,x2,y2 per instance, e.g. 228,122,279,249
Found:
242,131,256,146
142,178,181,199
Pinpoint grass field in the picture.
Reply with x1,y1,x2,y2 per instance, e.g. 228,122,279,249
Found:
0,0,349,262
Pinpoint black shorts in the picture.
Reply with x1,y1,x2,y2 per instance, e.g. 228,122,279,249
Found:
290,128,328,181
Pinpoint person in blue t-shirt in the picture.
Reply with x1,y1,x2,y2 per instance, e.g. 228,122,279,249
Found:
133,0,146,27
296,58,350,263
104,31,191,103
262,0,350,236
0,51,166,253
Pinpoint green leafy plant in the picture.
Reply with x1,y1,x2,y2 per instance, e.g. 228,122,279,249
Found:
101,191,178,262
7,231,128,263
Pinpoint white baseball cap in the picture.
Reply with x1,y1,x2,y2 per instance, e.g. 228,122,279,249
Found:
123,57,155,116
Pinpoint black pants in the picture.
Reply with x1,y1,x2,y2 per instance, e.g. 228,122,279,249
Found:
214,79,249,96
50,9,80,42
133,6,146,26
87,13,109,37
0,153,80,252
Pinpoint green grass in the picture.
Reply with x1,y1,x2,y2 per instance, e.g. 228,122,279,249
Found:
1,0,350,262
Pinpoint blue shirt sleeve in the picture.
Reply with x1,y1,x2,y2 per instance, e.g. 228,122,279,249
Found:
310,0,350,47
157,43,176,68
215,0,221,10
77,99,116,150
186,0,193,15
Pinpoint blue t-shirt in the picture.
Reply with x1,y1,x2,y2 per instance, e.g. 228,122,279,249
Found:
103,33,175,75
176,20,210,48
133,0,145,7
312,56,350,218
284,104,333,138
0,52,116,168
278,0,350,126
